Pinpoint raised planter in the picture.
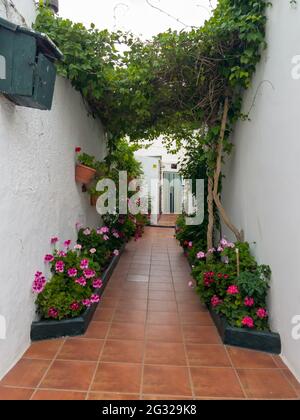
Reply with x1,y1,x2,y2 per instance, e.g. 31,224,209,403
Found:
31,244,125,341
208,306,281,354
181,247,281,354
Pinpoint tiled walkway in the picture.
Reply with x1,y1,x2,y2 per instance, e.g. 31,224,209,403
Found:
1,228,299,400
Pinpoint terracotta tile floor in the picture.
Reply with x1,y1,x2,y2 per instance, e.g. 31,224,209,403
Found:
1,227,299,400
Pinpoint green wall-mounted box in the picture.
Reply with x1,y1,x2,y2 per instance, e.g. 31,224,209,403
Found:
0,17,63,110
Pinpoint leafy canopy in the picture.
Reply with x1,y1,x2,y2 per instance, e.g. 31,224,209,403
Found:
35,0,268,157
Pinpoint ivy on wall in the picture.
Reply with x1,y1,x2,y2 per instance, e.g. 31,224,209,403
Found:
35,0,270,248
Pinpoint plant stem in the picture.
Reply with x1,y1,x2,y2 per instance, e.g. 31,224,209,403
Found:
213,97,244,242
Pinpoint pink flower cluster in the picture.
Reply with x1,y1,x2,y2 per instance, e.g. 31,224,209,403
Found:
82,294,100,307
218,238,235,252
242,316,255,329
211,295,223,308
48,308,59,319
227,285,240,295
76,277,87,287
83,269,96,279
93,279,103,289
203,272,215,287
197,252,206,260
55,261,65,273
44,254,54,263
32,272,47,294
70,302,80,312
257,308,268,319
64,240,71,249
68,268,78,278
51,237,59,245
83,228,91,236
80,259,89,270
244,297,255,307
97,226,109,235
113,250,120,256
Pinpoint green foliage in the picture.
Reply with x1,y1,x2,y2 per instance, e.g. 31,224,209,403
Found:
36,248,100,320
77,152,98,170
106,139,143,180
174,233,271,331
78,229,113,268
236,267,271,303
221,242,258,274
35,1,268,156
175,214,208,263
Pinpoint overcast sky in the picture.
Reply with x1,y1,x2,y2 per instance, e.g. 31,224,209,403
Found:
59,0,218,39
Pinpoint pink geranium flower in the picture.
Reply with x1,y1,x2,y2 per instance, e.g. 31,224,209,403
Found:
80,259,89,270
113,232,120,239
211,295,223,307
227,285,240,295
197,252,206,260
64,240,71,249
44,254,54,263
257,308,268,319
93,279,103,289
242,316,255,329
244,297,255,307
188,242,193,249
70,302,80,311
83,269,96,279
68,268,78,278
103,235,109,241
207,248,215,254
74,244,82,251
113,250,119,256
55,261,65,273
90,248,97,254
82,299,92,308
32,272,46,294
58,251,66,257
51,237,59,245
76,277,87,287
90,294,100,304
48,308,59,319
83,228,91,236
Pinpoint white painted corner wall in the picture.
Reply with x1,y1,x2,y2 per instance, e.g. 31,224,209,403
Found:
0,0,107,379
222,2,300,381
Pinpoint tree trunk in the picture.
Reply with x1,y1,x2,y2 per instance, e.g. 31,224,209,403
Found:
207,176,214,251
213,98,244,242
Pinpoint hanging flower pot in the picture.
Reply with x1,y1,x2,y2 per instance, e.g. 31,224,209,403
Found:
75,148,97,185
75,164,96,185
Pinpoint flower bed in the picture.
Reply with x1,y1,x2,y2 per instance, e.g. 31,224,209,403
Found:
176,218,281,354
30,216,146,341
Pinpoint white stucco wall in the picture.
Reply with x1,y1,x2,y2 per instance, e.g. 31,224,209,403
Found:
0,0,107,379
222,2,300,381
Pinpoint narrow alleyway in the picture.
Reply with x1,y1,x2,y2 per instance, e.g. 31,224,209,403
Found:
0,227,299,400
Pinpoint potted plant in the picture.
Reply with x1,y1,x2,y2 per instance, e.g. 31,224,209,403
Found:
178,229,281,354
31,230,125,341
75,148,97,184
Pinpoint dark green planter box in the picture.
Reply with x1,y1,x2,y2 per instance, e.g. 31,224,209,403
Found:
31,245,125,341
209,306,281,354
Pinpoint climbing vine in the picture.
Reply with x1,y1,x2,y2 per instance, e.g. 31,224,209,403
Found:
35,0,269,248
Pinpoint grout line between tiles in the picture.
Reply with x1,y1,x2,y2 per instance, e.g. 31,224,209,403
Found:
29,338,66,400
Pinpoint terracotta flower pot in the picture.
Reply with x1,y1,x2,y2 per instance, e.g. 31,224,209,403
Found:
75,164,96,184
